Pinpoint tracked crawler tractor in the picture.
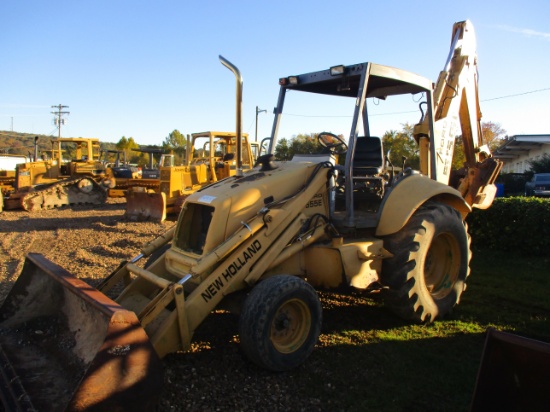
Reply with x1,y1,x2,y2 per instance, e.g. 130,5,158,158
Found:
100,149,141,197
3,137,112,211
1,20,502,410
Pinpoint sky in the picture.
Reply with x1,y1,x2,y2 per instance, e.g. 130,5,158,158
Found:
1,0,549,147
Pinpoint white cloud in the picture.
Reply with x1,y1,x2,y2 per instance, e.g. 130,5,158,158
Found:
0,104,50,109
495,25,550,41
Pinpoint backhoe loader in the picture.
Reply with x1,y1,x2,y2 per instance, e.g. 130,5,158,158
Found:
3,137,113,211
0,20,502,410
124,131,257,221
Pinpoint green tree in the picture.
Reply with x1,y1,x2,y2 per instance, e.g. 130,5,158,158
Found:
163,130,187,162
274,133,324,160
452,136,466,170
382,124,419,170
274,138,291,160
115,136,139,163
528,153,550,174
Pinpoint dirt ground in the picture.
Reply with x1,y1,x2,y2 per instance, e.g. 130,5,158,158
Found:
0,199,354,411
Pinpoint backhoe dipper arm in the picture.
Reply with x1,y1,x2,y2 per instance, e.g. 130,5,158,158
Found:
416,20,502,209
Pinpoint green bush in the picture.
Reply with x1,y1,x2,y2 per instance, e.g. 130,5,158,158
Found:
466,197,550,256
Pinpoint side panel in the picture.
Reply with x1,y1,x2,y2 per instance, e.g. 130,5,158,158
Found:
376,174,471,237
338,240,386,289
302,239,387,290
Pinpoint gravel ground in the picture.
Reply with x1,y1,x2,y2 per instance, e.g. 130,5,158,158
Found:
0,199,376,411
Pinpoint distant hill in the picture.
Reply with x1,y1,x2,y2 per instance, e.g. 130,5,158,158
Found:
0,131,118,157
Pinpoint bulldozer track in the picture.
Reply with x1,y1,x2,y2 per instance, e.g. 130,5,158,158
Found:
20,177,108,211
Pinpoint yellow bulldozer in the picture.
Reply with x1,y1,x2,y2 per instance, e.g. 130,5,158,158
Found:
1,153,30,212
2,137,113,211
99,149,142,197
1,21,504,410
124,131,257,221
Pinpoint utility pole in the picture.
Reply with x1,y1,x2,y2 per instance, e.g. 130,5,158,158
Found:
255,106,267,142
51,104,70,138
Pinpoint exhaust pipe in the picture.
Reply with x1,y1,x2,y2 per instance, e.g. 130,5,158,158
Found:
33,136,39,162
219,55,244,177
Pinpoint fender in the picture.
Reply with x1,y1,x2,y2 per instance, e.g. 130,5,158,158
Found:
376,174,471,237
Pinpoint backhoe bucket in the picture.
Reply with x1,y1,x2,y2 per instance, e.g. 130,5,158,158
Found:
471,328,550,411
125,191,166,222
0,253,163,412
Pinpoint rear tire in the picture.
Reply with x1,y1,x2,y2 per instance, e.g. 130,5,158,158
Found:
239,275,322,371
381,202,471,322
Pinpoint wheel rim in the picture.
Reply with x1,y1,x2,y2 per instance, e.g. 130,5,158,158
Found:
270,299,311,354
424,233,461,300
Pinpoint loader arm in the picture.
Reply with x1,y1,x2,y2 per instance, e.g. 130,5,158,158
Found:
114,162,333,358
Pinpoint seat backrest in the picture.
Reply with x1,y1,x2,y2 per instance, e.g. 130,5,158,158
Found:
353,136,384,175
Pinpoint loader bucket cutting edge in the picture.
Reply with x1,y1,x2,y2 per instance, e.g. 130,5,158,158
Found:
0,253,163,412
125,191,167,222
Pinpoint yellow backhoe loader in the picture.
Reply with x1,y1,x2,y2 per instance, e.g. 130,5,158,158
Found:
2,137,113,211
1,20,502,410
124,131,257,222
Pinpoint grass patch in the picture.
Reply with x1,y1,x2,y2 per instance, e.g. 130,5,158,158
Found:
294,248,550,411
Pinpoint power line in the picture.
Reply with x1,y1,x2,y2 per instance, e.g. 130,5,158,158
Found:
284,113,352,118
481,87,550,102
283,87,550,119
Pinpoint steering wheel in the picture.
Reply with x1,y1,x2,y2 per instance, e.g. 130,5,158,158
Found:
318,132,347,155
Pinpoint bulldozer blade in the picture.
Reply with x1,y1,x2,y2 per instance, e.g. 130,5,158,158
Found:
125,191,167,222
0,253,163,412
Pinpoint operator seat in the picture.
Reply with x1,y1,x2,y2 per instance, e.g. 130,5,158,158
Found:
352,136,384,176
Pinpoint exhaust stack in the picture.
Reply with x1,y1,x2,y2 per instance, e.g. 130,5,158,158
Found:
219,55,244,177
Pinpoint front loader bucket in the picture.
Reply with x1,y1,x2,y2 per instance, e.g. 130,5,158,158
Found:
0,254,163,412
125,191,166,222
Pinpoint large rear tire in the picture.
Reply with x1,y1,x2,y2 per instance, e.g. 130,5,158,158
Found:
239,275,322,371
381,202,471,322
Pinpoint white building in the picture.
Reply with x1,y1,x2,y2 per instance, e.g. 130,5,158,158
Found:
493,135,550,173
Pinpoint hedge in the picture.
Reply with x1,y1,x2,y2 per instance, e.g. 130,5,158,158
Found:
466,197,550,256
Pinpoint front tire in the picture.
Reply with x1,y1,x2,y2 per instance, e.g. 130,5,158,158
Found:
381,202,471,322
239,275,322,371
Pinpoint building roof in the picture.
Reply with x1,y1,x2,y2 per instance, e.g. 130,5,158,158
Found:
493,135,550,160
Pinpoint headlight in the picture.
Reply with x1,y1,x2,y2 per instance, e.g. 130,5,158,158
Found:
330,65,345,76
